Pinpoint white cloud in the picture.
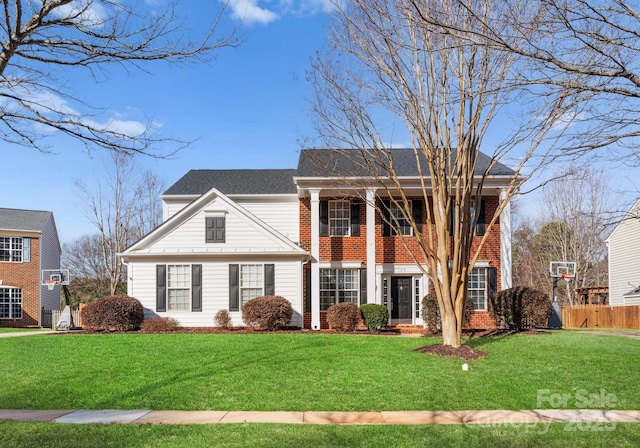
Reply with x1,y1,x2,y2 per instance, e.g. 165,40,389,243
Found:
55,0,109,28
227,0,279,25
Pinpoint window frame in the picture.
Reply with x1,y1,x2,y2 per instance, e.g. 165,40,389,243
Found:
166,264,191,311
319,268,360,311
240,263,264,306
389,201,413,236
468,267,488,311
328,200,351,236
0,288,22,319
0,237,23,262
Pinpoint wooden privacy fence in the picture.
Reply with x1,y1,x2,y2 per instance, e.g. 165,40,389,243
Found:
41,303,85,329
561,305,640,330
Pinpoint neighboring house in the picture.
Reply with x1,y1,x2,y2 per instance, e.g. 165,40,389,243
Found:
121,149,514,329
607,199,640,306
0,208,61,327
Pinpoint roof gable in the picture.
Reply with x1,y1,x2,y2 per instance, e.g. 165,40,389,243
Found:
123,187,307,257
607,198,640,242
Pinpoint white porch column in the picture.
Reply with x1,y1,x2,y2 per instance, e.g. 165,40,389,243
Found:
500,188,513,289
366,188,378,304
310,189,321,330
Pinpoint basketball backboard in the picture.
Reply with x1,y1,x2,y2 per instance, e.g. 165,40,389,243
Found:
41,269,70,286
549,261,576,279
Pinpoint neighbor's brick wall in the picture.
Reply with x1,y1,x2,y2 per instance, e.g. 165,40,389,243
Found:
0,236,41,327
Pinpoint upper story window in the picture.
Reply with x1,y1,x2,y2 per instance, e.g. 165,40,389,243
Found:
205,217,225,243
0,237,24,262
329,201,351,236
389,201,413,236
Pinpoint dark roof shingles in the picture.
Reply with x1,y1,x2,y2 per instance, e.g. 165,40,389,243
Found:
0,208,52,232
163,169,298,195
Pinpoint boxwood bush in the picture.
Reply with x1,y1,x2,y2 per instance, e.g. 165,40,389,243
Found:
360,303,389,333
81,295,144,332
326,302,360,332
241,296,293,331
490,286,552,330
421,292,475,332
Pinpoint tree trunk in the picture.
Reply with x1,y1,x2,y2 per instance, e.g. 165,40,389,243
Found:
441,309,462,348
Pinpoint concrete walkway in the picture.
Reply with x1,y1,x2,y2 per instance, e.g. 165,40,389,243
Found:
0,330,57,338
0,409,639,425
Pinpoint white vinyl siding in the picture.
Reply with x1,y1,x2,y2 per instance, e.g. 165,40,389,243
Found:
129,260,302,327
608,200,640,306
40,214,62,312
234,196,299,243
152,205,297,253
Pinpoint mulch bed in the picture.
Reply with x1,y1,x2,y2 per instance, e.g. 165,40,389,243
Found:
413,343,487,361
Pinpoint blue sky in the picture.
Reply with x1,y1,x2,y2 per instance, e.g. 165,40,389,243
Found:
2,0,638,246
3,0,330,243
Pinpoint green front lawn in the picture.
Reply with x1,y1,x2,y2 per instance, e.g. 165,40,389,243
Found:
1,331,638,412
0,327,46,333
1,422,640,448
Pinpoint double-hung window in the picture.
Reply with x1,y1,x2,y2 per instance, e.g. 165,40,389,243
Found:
240,264,264,306
167,265,191,311
0,288,22,319
319,268,359,311
0,237,23,262
329,201,350,236
389,201,412,236
468,267,487,311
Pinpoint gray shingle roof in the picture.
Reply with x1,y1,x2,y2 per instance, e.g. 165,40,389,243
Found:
296,148,516,178
0,208,52,232
163,169,298,195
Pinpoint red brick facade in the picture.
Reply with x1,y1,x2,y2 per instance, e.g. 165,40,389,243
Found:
0,235,41,327
301,196,502,330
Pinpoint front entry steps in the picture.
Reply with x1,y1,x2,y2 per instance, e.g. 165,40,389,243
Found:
388,325,427,335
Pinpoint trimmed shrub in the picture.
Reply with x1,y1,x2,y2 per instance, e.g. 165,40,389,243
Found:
81,295,144,332
241,296,293,331
326,302,360,332
140,317,180,333
421,293,475,332
490,286,552,330
214,309,233,329
360,303,389,333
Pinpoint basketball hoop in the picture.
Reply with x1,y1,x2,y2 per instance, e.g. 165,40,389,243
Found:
561,273,574,285
44,279,58,291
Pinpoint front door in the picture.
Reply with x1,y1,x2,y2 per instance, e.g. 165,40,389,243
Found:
391,276,412,321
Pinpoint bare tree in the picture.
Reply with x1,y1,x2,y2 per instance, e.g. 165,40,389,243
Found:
0,0,238,155
62,233,113,299
75,152,165,294
442,0,640,162
309,0,569,347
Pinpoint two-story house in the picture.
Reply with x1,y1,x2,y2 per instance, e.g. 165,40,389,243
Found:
0,208,61,327
121,148,514,329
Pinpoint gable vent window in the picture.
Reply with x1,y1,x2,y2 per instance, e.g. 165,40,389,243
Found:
206,217,225,243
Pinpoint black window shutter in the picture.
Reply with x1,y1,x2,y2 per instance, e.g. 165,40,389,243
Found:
360,268,367,304
229,264,239,311
350,201,360,236
476,199,486,236
304,267,311,312
487,267,498,306
319,200,329,237
206,217,225,243
382,200,391,236
412,200,423,234
192,264,202,312
264,264,275,296
156,265,167,312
